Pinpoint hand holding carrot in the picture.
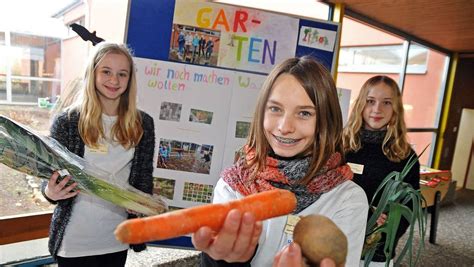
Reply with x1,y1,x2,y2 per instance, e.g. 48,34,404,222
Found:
45,172,79,201
192,209,262,262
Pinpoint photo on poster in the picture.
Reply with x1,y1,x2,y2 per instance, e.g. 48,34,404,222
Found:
153,177,176,200
169,24,221,66
189,108,213,124
182,182,214,203
159,101,182,122
235,121,251,138
157,138,214,174
298,26,337,52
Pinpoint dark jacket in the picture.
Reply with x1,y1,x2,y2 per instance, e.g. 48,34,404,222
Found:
345,129,420,262
41,110,155,258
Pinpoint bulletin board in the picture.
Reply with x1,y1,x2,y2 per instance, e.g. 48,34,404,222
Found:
126,0,342,248
127,0,339,73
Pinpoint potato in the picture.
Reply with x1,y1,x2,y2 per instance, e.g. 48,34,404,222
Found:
293,214,348,266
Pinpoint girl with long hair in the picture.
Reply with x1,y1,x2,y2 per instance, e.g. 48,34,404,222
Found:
343,75,420,266
41,42,155,266
192,56,368,267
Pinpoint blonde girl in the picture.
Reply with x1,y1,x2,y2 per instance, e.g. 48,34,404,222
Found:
41,42,155,266
343,75,420,266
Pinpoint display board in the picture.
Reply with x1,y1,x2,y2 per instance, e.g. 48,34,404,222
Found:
127,0,339,73
135,57,265,209
126,0,342,248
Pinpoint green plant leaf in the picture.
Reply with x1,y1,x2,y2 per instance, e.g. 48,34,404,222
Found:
362,145,429,266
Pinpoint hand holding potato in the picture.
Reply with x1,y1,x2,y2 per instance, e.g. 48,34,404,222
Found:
273,242,338,267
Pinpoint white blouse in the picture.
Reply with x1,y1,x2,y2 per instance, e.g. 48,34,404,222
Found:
213,178,368,267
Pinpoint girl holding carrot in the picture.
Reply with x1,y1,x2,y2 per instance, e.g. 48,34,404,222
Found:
192,56,368,266
342,76,420,266
41,42,155,266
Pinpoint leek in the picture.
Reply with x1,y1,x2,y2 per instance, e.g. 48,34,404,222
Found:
0,115,167,216
363,147,428,267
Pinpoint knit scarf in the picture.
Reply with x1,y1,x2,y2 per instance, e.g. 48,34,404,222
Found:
222,149,353,213
360,128,387,144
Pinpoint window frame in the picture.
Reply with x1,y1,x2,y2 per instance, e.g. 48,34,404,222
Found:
339,10,451,167
338,44,429,74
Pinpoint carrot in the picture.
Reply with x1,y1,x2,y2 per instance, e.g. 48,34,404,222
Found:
114,189,296,244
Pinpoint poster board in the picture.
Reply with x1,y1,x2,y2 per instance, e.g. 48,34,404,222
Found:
127,0,339,73
126,0,341,248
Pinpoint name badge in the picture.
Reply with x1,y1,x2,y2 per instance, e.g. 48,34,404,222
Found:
284,214,301,235
347,162,364,174
88,143,109,154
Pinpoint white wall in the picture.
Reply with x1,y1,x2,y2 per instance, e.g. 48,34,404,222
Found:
466,143,474,189
451,108,474,189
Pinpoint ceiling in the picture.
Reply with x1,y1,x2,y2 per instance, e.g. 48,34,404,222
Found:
325,0,474,54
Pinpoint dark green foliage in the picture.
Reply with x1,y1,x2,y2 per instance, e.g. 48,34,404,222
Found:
363,148,428,267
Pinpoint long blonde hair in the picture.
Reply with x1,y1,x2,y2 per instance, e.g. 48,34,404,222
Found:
75,42,143,149
246,56,344,185
343,75,411,162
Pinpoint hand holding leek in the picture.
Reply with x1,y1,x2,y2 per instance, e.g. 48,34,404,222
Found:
44,172,80,201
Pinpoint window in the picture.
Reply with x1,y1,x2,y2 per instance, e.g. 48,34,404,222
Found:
0,32,61,104
0,104,55,216
403,43,448,129
407,132,437,166
0,32,6,76
0,43,6,100
338,44,428,74
0,31,61,221
10,33,61,79
0,77,5,101
336,17,448,166
11,79,61,103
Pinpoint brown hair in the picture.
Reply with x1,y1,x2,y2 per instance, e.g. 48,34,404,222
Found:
343,75,411,161
245,56,344,185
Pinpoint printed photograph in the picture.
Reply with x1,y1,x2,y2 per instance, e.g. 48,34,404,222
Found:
169,24,221,66
189,108,213,124
235,121,251,138
159,101,182,122
153,177,176,200
182,182,214,203
157,138,214,174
